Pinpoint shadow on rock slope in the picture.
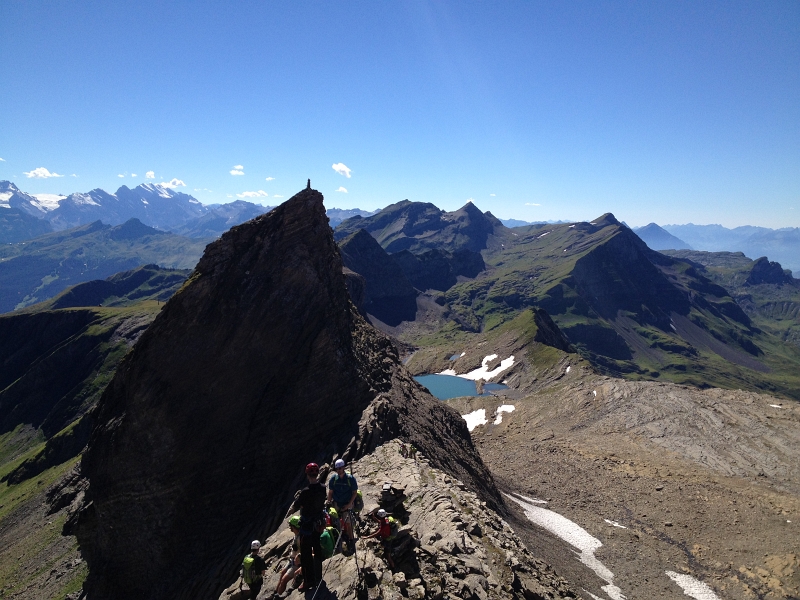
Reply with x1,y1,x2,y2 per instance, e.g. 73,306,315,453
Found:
68,186,501,600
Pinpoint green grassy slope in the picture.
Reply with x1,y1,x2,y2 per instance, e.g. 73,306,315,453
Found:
663,250,800,350
398,214,800,399
0,219,207,313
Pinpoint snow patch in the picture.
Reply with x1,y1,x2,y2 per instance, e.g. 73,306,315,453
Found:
505,493,626,600
32,193,65,211
0,191,11,208
462,409,487,432
140,183,175,198
538,231,550,238
438,369,457,376
459,354,515,381
142,199,149,205
604,519,627,529
665,571,720,600
493,405,515,425
72,193,101,206
566,366,571,374
770,404,782,409
593,390,597,397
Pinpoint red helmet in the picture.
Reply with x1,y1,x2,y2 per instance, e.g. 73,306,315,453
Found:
305,463,319,476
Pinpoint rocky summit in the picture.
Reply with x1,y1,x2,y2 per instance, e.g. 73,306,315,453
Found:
68,187,501,599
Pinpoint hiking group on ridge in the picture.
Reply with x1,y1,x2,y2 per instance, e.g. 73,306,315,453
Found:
240,458,399,598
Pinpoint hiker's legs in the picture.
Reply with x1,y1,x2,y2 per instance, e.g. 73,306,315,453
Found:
341,509,356,554
300,533,317,588
311,531,323,584
249,578,263,599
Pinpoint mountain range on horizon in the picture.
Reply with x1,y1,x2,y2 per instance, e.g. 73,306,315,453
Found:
0,180,378,242
5,179,799,275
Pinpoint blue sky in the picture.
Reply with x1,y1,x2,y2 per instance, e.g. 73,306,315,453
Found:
1,1,798,228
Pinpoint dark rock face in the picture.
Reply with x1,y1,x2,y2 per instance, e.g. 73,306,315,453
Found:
338,229,418,325
72,188,499,600
746,256,797,286
392,248,485,292
333,200,505,254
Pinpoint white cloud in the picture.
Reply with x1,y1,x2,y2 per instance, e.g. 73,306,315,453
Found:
0,158,5,161
490,193,496,197
227,194,233,198
332,163,352,178
23,167,64,178
131,173,137,177
230,168,245,175
236,190,269,199
265,176,275,181
118,174,125,178
193,188,213,192
273,194,284,199
71,174,78,177
336,186,348,193
146,171,155,179
233,165,243,170
161,178,186,188
525,202,541,206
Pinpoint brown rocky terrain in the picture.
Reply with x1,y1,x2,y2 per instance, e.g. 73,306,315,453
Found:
446,364,800,600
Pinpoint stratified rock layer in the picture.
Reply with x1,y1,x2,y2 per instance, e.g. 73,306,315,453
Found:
72,188,499,599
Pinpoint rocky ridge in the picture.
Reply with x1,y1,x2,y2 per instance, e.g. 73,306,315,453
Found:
221,440,578,600
66,187,503,600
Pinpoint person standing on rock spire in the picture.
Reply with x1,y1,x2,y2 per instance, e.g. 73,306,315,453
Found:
307,178,311,189
287,462,326,591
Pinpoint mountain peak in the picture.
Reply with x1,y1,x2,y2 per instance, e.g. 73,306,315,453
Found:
71,184,497,598
109,218,166,240
590,213,621,227
0,180,20,193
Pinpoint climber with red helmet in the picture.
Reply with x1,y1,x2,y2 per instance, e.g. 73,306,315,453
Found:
286,462,327,591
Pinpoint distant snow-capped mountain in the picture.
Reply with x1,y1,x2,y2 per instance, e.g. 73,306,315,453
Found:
1,181,55,242
2,180,383,243
47,184,210,231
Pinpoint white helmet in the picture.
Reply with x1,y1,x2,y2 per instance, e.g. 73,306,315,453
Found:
376,509,387,518
334,459,345,469
251,540,261,550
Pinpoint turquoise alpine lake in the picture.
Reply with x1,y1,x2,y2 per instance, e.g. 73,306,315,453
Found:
414,374,508,400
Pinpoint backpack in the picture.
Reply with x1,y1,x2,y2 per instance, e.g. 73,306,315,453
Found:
387,516,399,540
320,526,337,559
242,555,260,585
353,489,364,513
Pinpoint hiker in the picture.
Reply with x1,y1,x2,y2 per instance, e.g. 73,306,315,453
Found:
364,509,396,569
286,462,326,591
327,458,358,554
240,540,267,599
276,516,302,595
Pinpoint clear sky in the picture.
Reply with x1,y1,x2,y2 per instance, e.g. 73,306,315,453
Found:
1,1,798,228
